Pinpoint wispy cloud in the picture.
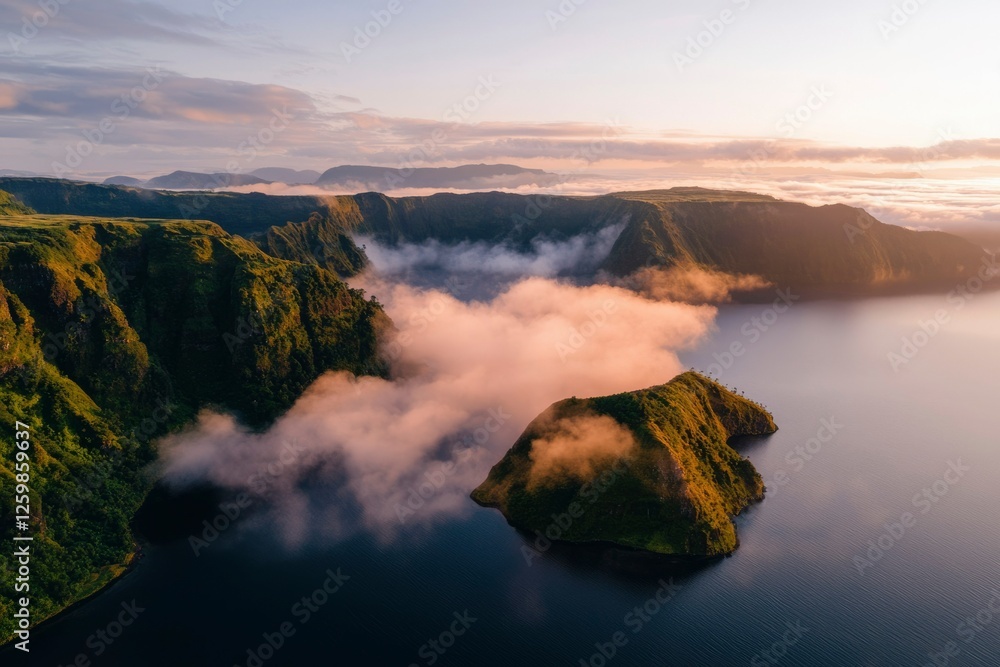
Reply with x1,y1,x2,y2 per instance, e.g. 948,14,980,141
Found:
0,63,315,124
1,0,228,51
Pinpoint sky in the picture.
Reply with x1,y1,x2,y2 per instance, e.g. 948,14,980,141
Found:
2,0,1000,226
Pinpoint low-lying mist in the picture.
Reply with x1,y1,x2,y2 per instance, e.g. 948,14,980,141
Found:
159,240,721,548
526,413,638,491
360,224,623,280
619,265,773,305
356,225,625,300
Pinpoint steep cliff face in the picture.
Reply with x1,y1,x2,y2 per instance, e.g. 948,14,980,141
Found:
0,215,389,422
0,179,990,297
258,209,369,277
348,191,632,248
0,214,390,642
0,178,352,238
600,191,988,293
472,372,777,557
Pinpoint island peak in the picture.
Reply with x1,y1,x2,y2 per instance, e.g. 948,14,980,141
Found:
472,372,776,557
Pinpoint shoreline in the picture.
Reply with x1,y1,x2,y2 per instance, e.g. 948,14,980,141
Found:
0,542,144,651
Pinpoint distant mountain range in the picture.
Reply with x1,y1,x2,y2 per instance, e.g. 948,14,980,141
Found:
96,164,555,191
249,167,321,185
314,163,556,189
102,175,145,187
141,171,271,190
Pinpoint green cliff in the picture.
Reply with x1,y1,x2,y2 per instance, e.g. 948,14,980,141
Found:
0,191,34,216
0,179,986,298
600,189,987,295
0,213,388,643
472,373,776,557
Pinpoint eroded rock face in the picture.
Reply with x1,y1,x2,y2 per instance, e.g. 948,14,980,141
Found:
472,372,777,557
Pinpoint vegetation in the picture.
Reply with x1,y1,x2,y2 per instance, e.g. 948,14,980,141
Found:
600,191,988,294
0,177,354,239
472,372,777,557
0,210,389,643
0,179,987,297
260,210,369,276
0,191,33,216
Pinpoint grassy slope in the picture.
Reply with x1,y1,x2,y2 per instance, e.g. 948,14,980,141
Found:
0,191,34,216
472,372,777,556
0,212,389,643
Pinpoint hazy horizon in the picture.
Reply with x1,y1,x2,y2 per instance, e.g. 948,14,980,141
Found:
4,1,1000,227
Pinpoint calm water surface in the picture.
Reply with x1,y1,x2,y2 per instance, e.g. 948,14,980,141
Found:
8,290,1000,666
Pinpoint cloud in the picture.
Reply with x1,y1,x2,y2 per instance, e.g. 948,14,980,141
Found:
3,58,1000,232
433,135,1000,167
621,265,773,305
5,55,1000,182
267,111,1000,169
359,225,626,280
0,0,228,50
159,277,715,547
0,83,17,110
333,95,363,106
526,413,636,491
0,63,362,172
0,62,315,124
